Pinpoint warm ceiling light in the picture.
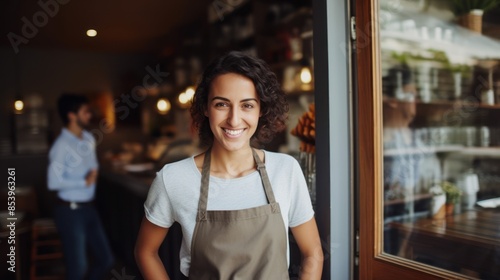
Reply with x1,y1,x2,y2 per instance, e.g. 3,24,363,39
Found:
14,100,24,111
178,86,195,109
86,29,97,37
185,86,195,100
178,92,188,104
300,67,312,84
157,98,171,114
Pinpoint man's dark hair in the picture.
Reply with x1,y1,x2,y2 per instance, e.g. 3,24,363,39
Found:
57,93,89,125
190,51,289,147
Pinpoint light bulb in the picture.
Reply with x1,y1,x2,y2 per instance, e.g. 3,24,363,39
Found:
185,86,195,100
157,98,171,114
86,29,97,37
178,92,189,105
14,100,24,111
300,67,312,84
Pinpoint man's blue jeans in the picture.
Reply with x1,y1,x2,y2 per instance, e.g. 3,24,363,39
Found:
53,203,115,280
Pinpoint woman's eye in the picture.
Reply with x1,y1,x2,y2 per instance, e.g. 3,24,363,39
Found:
215,102,228,108
242,103,254,109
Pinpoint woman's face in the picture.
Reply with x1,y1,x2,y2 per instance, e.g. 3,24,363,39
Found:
206,73,261,152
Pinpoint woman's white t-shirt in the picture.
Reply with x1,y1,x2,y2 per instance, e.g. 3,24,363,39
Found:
144,150,315,276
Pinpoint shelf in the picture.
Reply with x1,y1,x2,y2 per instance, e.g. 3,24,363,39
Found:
380,13,500,61
385,193,432,206
384,145,464,156
417,100,500,110
284,90,313,96
456,147,500,157
301,30,313,39
384,146,500,157
383,98,500,110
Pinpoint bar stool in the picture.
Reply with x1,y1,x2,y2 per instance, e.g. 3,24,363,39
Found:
30,219,65,280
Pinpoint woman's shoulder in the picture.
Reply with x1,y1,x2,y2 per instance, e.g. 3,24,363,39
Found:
157,156,198,177
263,150,299,168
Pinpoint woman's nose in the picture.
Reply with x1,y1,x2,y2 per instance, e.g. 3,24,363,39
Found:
227,107,241,127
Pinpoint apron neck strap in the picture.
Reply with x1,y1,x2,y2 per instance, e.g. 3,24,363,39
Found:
197,147,277,214
198,146,212,214
251,148,277,205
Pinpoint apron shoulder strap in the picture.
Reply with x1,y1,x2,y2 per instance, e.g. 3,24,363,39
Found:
251,149,277,204
197,147,212,220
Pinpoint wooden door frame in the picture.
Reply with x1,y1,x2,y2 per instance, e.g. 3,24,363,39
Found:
355,0,471,279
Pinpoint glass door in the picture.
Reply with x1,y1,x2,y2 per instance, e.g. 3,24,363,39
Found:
357,0,500,279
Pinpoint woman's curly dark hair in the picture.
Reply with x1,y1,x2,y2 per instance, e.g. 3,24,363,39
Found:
191,51,288,147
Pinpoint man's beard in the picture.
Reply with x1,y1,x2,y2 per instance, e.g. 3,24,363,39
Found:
76,118,89,129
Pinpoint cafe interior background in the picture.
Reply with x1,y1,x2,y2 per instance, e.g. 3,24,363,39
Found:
1,0,500,279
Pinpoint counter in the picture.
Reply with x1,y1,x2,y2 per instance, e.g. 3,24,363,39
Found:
96,166,183,279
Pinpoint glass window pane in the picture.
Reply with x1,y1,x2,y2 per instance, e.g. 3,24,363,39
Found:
379,1,500,278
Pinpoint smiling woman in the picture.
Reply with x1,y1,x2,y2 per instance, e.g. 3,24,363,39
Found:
135,51,323,279
205,73,261,152
191,51,289,148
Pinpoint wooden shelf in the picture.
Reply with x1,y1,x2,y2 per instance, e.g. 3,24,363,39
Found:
384,146,500,157
384,145,464,156
284,90,313,96
456,146,500,157
385,193,432,206
383,98,500,110
417,100,500,110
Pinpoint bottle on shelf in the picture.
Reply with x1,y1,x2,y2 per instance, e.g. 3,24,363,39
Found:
289,28,303,61
480,126,490,147
481,68,495,105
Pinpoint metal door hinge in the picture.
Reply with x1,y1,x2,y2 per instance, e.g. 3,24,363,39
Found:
350,16,357,41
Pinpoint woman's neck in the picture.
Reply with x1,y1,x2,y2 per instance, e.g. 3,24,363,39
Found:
209,143,256,179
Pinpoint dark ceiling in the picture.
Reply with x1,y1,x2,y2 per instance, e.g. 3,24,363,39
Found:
1,0,211,53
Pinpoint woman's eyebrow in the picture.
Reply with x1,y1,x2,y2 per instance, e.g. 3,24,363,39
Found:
210,96,258,103
211,96,230,102
240,98,258,103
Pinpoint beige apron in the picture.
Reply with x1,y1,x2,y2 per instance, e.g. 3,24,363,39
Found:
188,148,289,280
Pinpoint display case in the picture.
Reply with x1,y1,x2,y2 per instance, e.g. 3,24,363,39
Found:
358,0,500,279
381,1,500,278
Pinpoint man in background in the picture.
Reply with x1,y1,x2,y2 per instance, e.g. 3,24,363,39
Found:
47,93,114,280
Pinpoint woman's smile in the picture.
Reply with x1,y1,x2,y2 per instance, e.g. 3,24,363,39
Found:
222,128,247,138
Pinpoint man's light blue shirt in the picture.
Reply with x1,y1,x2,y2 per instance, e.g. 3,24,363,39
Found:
47,128,99,202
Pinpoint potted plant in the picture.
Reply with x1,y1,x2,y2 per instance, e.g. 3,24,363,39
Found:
441,181,462,216
449,0,500,33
